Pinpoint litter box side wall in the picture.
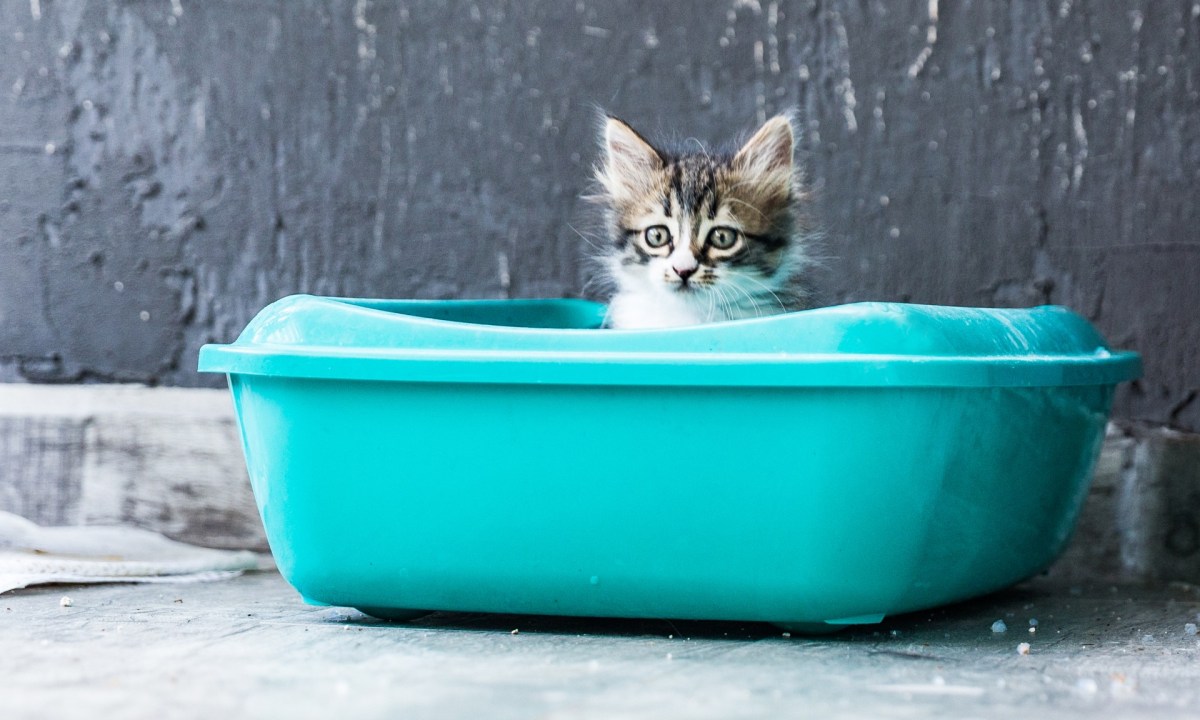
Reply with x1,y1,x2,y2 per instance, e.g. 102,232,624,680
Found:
893,383,1115,614
223,373,1114,625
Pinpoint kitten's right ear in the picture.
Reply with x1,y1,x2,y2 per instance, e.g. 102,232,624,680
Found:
600,116,663,202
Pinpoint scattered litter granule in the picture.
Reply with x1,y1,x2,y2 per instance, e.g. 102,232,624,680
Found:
991,620,1007,633
59,596,72,608
1028,618,1038,627
510,629,519,635
1017,642,1031,655
1185,623,1198,636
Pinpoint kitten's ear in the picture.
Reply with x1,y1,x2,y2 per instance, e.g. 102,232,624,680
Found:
732,115,795,207
600,116,663,201
734,115,795,175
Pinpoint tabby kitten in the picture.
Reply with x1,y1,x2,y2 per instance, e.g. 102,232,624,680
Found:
592,113,815,328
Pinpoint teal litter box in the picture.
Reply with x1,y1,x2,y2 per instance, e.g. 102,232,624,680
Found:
199,295,1140,630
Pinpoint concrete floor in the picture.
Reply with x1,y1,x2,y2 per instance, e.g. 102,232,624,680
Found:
4,572,1200,719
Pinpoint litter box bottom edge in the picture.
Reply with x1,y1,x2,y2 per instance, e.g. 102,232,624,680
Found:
341,603,889,632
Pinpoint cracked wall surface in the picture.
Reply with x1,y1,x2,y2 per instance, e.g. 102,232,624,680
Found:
0,0,1197,431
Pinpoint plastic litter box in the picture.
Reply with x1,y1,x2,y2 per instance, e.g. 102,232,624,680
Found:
199,295,1140,630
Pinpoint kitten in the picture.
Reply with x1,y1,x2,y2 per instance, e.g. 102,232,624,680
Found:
591,113,816,329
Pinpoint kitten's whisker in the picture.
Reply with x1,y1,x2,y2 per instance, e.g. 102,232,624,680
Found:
710,285,725,321
685,136,709,156
715,285,736,322
579,255,618,298
729,278,767,318
729,273,785,319
729,273,787,312
721,276,758,316
580,276,607,296
567,223,606,253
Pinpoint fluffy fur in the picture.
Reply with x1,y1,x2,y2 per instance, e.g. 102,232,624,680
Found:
589,113,816,329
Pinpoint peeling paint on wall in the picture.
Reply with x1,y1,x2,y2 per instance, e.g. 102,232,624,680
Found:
0,0,1196,431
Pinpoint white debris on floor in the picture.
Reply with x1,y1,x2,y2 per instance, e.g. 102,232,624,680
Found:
0,511,265,595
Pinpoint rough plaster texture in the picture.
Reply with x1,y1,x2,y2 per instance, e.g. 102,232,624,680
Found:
0,1,1196,429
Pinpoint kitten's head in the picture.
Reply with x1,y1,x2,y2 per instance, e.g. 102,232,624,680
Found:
592,113,814,327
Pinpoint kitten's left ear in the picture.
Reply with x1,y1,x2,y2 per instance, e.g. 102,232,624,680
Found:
733,114,795,179
729,114,796,205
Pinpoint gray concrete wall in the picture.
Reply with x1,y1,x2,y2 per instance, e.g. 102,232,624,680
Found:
0,1,1196,430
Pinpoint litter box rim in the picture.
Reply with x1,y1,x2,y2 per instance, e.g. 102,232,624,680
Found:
197,295,1141,389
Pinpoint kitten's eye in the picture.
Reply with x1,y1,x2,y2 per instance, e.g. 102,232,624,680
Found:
707,227,739,250
643,225,672,249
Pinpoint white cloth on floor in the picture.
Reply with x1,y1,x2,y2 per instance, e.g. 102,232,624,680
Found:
0,511,263,595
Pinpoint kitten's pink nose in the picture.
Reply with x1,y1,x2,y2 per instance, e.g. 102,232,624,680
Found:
673,265,697,281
